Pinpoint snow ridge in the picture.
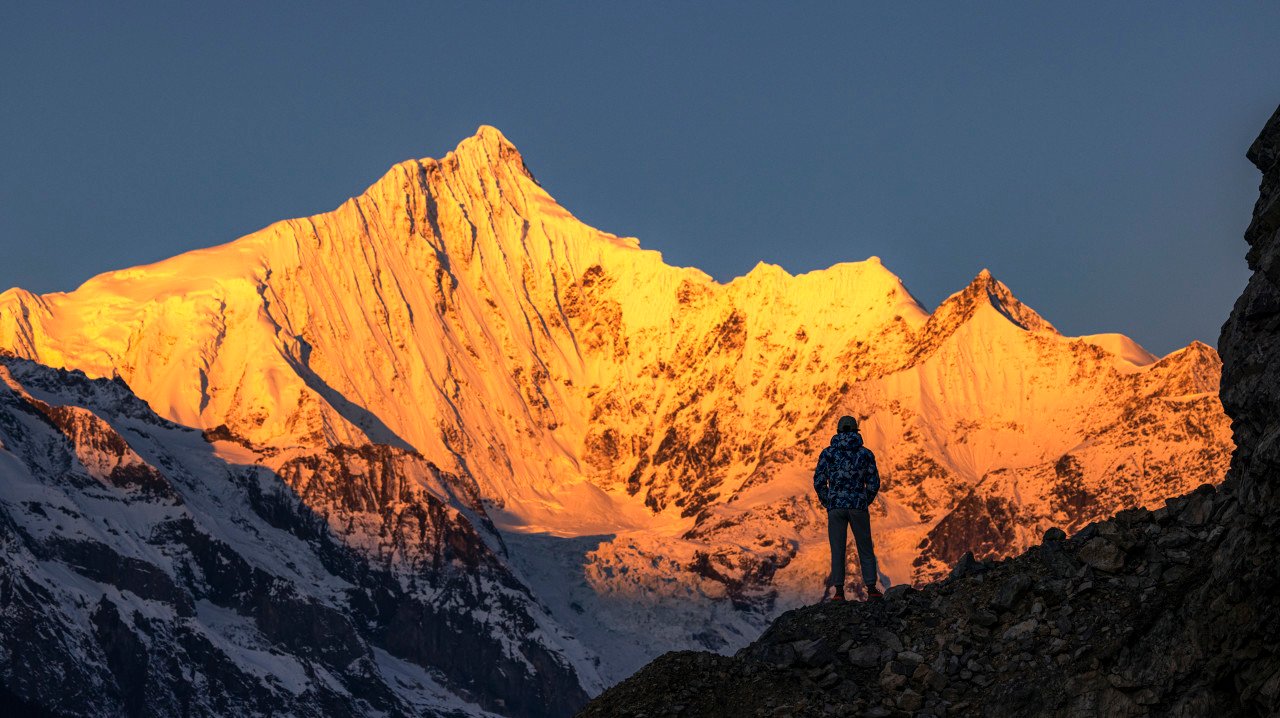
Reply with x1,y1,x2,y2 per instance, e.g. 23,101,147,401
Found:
0,127,1232,709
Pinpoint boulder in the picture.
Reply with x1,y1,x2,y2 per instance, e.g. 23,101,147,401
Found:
1077,538,1125,573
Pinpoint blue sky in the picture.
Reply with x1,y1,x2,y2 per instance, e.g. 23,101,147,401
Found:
3,2,1278,354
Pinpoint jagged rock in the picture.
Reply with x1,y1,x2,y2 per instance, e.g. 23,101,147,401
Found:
1002,619,1038,641
950,550,985,579
849,645,882,669
1180,486,1216,527
879,670,907,692
897,651,924,665
991,574,1034,611
1077,538,1125,572
872,628,904,653
817,671,842,689
884,585,914,601
912,663,946,692
971,608,1000,627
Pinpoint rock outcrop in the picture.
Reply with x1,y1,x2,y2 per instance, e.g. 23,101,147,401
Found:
0,356,589,717
578,106,1280,717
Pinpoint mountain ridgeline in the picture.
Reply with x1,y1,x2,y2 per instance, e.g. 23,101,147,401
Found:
0,121,1239,717
581,108,1280,716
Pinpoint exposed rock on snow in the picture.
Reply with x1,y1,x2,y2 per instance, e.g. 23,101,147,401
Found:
0,123,1236,714
580,104,1280,717
0,357,587,717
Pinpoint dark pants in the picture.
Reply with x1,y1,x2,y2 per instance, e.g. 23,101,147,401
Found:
827,507,878,588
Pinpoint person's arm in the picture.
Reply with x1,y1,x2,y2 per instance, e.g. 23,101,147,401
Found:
813,449,831,508
864,450,881,504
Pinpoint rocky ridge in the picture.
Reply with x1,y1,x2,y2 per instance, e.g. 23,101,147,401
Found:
578,106,1280,717
0,356,589,717
0,124,1236,713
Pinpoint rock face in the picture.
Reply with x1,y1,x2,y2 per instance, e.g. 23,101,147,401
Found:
0,126,1236,713
0,357,588,717
579,105,1280,717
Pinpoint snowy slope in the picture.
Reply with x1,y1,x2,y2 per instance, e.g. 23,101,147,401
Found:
0,127,1231,700
0,356,589,717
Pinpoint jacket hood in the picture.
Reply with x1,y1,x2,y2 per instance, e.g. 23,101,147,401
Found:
830,432,864,451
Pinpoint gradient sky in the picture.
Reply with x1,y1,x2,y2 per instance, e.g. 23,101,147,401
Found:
3,3,1278,355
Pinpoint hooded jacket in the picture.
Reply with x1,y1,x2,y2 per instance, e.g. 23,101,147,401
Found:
813,431,881,510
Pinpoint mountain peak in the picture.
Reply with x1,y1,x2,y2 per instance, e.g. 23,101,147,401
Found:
470,124,517,152
1158,339,1221,368
919,270,1057,347
960,269,1055,333
967,268,1002,296
446,125,530,178
355,125,539,222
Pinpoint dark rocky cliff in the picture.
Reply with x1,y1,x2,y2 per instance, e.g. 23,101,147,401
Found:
578,106,1280,718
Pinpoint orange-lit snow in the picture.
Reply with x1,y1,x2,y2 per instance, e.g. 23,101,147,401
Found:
0,126,1232,681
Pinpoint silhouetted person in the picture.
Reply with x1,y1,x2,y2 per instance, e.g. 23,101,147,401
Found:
813,415,882,601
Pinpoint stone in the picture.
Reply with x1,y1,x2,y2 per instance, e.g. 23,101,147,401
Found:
1077,538,1125,573
849,645,881,669
950,551,984,579
1002,619,1038,641
1182,492,1215,526
793,638,829,666
991,573,1034,611
913,664,947,692
1156,528,1193,548
879,672,907,692
884,584,913,601
872,628,904,653
897,690,924,712
1134,687,1160,705
897,650,924,665
1164,496,1190,518
1043,526,1067,543
971,608,999,627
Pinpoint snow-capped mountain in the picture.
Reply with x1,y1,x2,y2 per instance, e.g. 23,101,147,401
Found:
0,127,1231,713
0,356,589,716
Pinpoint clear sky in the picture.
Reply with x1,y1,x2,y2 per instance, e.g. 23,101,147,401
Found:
3,3,1277,355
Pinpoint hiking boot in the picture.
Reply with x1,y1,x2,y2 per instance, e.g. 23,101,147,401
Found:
865,584,883,600
830,587,846,602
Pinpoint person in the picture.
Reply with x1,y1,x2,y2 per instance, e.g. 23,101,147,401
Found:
812,415,882,601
